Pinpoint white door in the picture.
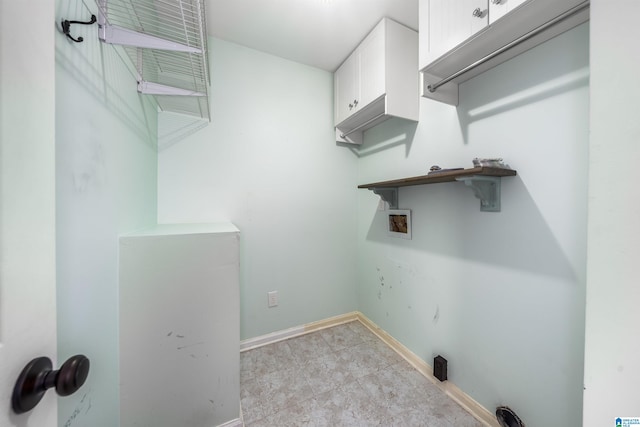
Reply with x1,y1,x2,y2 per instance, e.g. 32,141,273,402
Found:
0,1,57,426
358,19,386,110
334,52,359,125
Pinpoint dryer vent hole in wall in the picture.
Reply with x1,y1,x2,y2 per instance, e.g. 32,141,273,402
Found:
496,406,525,427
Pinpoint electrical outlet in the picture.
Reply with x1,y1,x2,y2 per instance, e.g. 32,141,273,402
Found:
267,291,278,308
434,355,448,382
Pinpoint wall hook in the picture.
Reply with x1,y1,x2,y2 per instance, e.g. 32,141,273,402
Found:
61,14,97,43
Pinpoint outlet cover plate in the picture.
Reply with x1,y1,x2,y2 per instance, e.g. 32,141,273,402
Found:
267,291,278,308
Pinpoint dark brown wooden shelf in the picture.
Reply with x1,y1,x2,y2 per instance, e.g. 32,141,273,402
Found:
358,167,517,212
358,167,517,189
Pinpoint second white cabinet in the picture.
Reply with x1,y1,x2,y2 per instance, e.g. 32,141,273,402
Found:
419,0,589,105
419,0,531,72
489,0,529,23
334,18,418,145
419,0,489,69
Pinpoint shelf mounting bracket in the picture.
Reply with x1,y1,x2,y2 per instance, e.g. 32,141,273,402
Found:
456,175,501,212
137,81,206,97
98,23,202,53
370,188,398,209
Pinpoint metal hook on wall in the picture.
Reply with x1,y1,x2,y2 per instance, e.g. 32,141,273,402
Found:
61,14,97,43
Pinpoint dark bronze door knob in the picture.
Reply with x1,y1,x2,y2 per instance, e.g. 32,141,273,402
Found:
12,355,90,414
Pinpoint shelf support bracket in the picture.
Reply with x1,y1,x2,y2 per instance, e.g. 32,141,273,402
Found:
370,188,398,209
456,176,501,212
98,23,202,53
137,81,206,97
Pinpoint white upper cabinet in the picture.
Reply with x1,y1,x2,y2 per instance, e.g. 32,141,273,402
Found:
358,24,386,112
489,0,529,23
334,53,359,125
334,23,385,126
419,0,589,105
420,0,489,68
334,18,418,145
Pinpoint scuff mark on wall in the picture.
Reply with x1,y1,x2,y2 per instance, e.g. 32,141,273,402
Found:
63,391,92,427
71,139,106,193
85,400,92,415
177,341,205,350
64,406,81,427
377,267,386,299
433,305,440,325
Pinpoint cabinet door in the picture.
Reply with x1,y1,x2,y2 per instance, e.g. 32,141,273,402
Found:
420,0,489,67
489,0,529,23
358,20,386,110
334,53,359,125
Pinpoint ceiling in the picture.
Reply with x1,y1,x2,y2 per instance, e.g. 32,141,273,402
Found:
205,0,419,72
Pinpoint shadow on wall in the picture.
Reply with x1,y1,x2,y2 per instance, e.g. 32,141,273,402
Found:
456,23,589,144
365,177,579,282
342,117,418,158
157,112,209,152
55,0,158,149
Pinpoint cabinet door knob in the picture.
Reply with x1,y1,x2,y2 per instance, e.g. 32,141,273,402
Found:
472,7,487,17
492,0,503,4
348,103,354,110
353,99,358,106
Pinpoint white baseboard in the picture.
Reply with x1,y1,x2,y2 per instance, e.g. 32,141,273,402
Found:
239,311,498,427
355,313,500,427
239,311,359,352
216,416,243,427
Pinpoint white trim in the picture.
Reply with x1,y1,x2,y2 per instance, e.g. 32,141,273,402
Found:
239,312,359,352
356,313,500,427
240,325,305,352
215,417,243,427
302,311,360,333
239,311,498,426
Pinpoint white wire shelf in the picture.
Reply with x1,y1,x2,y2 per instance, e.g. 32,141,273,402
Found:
96,0,210,121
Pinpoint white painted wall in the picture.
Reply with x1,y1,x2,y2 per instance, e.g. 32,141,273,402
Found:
158,38,359,340
55,0,158,425
357,24,589,426
583,1,640,424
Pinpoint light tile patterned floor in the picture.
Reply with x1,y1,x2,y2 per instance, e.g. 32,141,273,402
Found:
240,320,483,426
